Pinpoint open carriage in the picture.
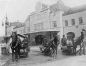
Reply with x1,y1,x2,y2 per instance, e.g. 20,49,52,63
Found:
17,34,30,57
40,38,56,57
61,32,75,55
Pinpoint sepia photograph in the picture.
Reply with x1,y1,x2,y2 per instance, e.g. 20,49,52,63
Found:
0,0,86,66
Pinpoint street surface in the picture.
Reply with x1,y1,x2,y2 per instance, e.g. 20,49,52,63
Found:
8,46,73,66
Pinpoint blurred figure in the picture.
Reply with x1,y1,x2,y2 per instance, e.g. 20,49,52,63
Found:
61,35,67,46
53,35,60,56
10,32,20,61
82,29,86,55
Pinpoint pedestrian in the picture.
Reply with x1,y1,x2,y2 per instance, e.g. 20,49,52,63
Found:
82,29,86,55
61,35,67,46
81,29,84,42
53,35,60,56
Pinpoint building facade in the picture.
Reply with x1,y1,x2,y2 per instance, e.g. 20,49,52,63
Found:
13,24,25,35
7,22,25,36
25,0,86,42
63,8,86,38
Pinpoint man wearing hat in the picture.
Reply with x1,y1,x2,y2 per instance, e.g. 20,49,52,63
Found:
10,31,20,61
82,29,86,55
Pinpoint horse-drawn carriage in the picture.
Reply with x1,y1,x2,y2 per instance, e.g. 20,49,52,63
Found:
40,38,58,57
61,32,75,55
6,33,30,58
61,32,84,55
17,34,30,57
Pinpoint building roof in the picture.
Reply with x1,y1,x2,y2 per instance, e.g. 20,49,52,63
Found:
13,24,25,29
10,22,22,26
50,0,70,12
29,0,70,17
63,5,86,16
28,0,86,19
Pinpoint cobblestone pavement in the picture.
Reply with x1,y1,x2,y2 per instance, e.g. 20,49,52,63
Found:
8,46,73,66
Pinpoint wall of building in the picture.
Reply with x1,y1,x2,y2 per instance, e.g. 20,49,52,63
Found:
13,27,25,35
29,9,50,33
7,26,14,36
63,11,86,38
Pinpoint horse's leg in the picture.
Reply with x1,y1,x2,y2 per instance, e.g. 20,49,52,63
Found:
79,43,82,55
11,49,15,62
73,45,76,56
15,48,18,61
83,43,85,55
74,47,77,55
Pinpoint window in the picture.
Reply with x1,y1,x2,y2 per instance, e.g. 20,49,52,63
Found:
79,17,83,24
28,27,30,32
65,20,68,26
71,19,75,25
34,23,43,31
52,21,57,28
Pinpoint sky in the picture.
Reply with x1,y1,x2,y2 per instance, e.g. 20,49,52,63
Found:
0,0,86,23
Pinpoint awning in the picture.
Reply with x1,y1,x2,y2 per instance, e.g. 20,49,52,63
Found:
28,28,60,34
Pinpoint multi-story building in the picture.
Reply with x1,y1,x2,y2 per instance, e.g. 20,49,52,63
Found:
13,24,25,35
63,6,86,38
7,22,24,36
25,0,86,42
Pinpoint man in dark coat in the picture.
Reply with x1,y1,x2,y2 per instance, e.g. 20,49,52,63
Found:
81,29,84,42
10,32,20,61
53,35,60,55
61,35,67,46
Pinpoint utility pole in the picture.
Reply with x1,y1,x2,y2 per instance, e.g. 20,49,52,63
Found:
5,14,8,44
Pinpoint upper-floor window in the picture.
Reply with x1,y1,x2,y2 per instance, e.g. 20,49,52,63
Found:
65,20,68,26
52,21,57,28
79,17,83,25
71,19,75,25
34,23,43,31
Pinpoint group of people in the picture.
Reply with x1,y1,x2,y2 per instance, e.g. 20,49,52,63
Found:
61,29,86,55
61,35,74,47
7,29,86,62
61,34,75,55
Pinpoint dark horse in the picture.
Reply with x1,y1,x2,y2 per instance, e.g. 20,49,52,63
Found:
10,32,21,61
43,35,60,57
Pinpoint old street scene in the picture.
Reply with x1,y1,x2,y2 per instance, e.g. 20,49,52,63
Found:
1,0,86,66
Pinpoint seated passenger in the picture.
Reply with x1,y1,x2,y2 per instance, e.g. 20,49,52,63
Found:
67,37,73,46
61,35,67,46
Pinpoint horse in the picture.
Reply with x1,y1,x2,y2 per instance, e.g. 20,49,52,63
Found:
45,36,60,58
